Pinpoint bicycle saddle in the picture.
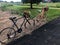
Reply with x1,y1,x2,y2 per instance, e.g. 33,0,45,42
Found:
9,17,16,20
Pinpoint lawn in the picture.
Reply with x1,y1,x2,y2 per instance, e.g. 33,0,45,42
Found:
0,2,60,21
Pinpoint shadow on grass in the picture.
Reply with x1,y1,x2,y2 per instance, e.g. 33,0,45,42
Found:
19,7,41,10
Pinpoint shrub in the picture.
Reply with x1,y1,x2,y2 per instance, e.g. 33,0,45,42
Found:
0,4,13,11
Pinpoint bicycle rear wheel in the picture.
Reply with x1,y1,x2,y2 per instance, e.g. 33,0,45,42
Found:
0,27,16,44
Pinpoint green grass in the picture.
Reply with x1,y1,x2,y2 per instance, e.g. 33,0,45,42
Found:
7,6,40,18
19,3,60,8
47,9,60,21
0,2,60,22
7,6,60,21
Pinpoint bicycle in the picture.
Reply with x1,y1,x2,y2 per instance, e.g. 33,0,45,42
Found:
0,17,24,44
0,15,35,44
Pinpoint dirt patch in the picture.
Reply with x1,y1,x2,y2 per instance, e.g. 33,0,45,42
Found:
0,10,47,45
0,11,19,30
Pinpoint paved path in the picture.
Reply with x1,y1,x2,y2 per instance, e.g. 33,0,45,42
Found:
7,17,60,45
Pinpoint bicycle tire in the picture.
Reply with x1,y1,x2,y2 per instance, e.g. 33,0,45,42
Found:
0,27,16,44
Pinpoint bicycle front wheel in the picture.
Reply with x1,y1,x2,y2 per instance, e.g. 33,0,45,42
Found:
0,27,16,44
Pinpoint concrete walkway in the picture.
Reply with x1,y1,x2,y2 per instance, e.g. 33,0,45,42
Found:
7,17,60,45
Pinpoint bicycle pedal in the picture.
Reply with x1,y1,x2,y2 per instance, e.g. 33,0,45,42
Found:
33,22,35,26
0,32,1,34
17,28,22,33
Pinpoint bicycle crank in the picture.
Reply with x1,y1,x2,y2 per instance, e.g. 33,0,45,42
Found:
17,28,22,33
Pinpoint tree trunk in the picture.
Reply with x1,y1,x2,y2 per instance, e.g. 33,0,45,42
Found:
30,0,33,9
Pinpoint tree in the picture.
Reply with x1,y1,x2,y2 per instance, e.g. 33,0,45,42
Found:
22,0,42,9
52,0,60,2
10,1,14,3
4,1,7,3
